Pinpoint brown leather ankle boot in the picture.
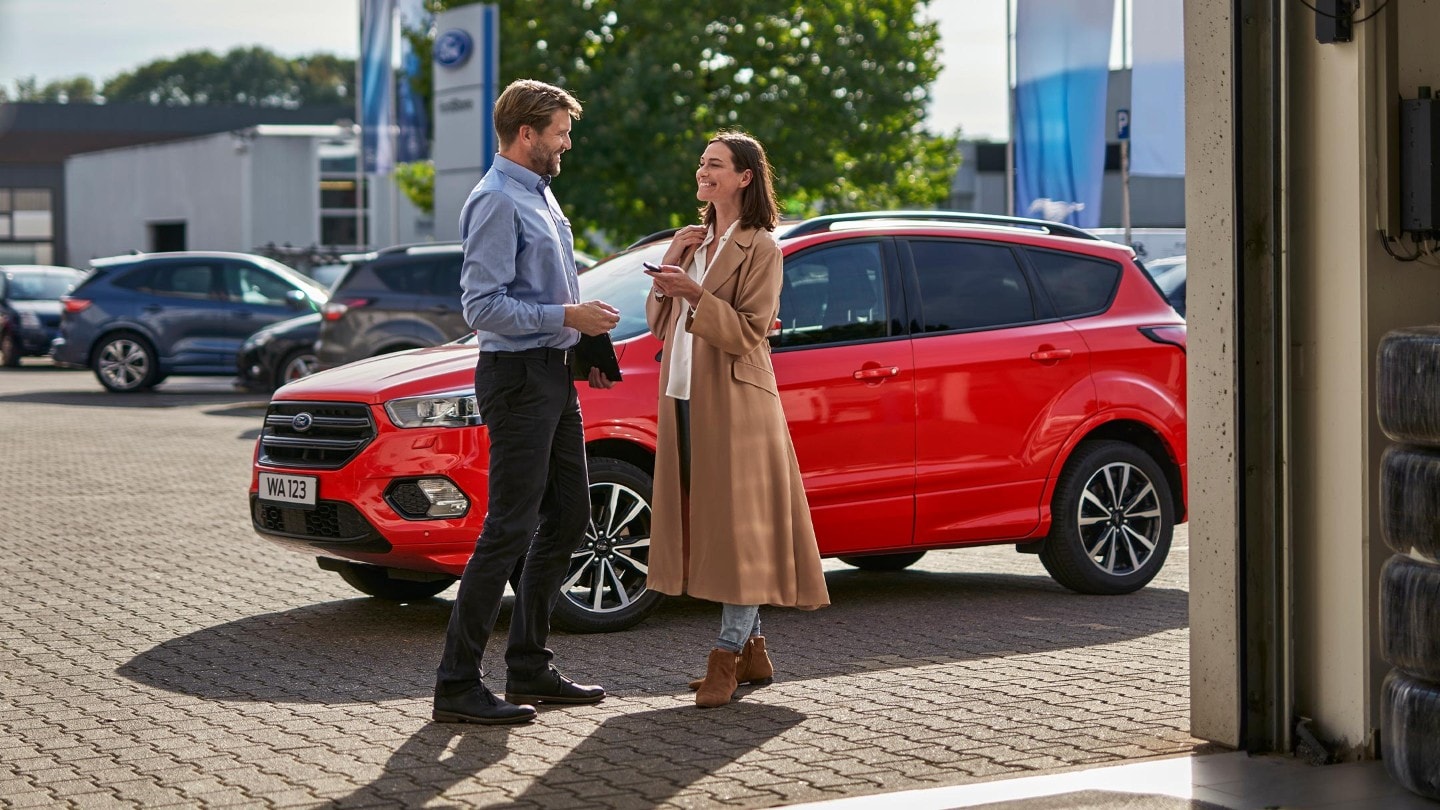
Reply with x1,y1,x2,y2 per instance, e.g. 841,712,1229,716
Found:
695,648,738,708
688,636,773,690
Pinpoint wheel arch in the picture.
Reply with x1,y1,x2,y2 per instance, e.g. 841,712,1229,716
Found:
1045,414,1187,525
87,323,161,367
586,437,655,477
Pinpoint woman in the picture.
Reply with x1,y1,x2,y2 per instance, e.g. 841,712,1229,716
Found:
644,131,829,708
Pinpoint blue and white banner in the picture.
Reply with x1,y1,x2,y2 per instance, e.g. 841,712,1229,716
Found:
1013,0,1114,228
395,0,430,164
1130,0,1185,176
359,0,395,174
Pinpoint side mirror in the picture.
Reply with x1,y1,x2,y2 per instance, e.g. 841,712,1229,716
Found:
285,289,310,310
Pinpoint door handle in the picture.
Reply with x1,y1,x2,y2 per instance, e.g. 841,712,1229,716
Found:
853,366,900,380
1029,348,1072,362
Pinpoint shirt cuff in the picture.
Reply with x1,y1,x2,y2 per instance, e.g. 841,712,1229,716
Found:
541,303,567,334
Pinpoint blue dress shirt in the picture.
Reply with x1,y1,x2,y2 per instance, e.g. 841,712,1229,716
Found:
459,154,580,352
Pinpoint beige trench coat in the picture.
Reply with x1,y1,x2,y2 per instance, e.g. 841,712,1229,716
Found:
644,225,830,609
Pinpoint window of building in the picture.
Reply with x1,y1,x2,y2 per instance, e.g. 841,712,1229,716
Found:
0,187,54,264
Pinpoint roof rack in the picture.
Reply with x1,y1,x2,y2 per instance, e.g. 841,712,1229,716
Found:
780,210,1101,241
623,227,679,251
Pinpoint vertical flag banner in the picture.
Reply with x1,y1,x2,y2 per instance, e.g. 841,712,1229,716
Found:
360,0,395,174
1014,0,1114,228
395,0,431,164
1130,0,1185,176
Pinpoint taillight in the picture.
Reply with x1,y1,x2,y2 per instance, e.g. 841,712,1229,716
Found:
1139,325,1186,352
322,298,371,321
61,297,91,314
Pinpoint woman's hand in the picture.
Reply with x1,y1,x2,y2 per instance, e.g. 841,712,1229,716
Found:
645,264,704,307
662,224,707,265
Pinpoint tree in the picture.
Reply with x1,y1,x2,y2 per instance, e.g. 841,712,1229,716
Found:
102,47,354,107
412,0,955,246
2,75,98,103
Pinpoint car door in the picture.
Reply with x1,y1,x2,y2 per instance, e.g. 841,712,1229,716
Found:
772,238,916,555
134,260,235,369
220,261,310,362
426,254,472,340
905,238,1095,544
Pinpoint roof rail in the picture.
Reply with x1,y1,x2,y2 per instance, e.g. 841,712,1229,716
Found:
623,227,679,251
780,210,1101,241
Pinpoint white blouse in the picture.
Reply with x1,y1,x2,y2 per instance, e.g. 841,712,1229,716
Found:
665,221,738,400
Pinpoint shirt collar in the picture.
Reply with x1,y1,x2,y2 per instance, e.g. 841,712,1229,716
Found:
493,154,551,193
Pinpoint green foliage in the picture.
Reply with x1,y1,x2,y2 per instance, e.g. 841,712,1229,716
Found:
102,47,354,107
3,75,99,103
416,0,956,247
394,160,436,214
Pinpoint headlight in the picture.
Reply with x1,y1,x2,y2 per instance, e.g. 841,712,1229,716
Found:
385,391,481,428
19,311,40,329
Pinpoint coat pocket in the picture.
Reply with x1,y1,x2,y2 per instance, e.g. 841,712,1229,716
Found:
732,360,778,397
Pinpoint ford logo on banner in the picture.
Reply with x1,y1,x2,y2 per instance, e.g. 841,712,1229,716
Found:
434,29,473,68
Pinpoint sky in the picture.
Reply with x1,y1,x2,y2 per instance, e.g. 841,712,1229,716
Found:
0,0,1026,140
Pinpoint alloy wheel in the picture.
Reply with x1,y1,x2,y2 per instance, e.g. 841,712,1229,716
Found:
561,479,652,616
1074,460,1164,577
282,353,319,384
98,338,152,391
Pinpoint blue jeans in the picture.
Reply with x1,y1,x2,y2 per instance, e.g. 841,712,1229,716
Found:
717,604,761,653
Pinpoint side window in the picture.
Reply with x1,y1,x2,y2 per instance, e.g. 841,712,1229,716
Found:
227,264,298,307
374,259,435,294
1028,249,1121,318
429,256,463,297
110,266,153,290
909,240,1035,332
774,242,887,348
140,263,219,300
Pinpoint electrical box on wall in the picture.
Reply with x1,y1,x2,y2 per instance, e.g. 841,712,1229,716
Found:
1400,96,1440,233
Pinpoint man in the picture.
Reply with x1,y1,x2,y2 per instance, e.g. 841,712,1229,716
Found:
433,79,619,725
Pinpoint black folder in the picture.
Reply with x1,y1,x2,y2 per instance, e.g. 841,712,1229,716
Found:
570,332,623,382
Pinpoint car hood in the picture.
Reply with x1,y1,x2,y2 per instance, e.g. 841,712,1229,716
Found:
275,342,479,404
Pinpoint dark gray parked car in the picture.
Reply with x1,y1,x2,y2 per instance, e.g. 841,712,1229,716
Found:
51,251,328,392
0,264,86,367
315,243,471,370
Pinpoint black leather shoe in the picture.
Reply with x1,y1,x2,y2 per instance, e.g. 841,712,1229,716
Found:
505,668,605,705
432,687,536,725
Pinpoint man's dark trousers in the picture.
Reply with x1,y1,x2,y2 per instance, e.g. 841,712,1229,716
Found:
436,347,589,694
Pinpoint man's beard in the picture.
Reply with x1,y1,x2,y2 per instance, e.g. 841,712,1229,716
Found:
532,145,562,176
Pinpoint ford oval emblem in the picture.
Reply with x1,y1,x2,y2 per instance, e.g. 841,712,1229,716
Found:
291,412,314,432
434,29,473,68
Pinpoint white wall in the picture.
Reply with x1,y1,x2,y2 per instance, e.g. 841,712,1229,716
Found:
66,132,247,263
249,135,320,249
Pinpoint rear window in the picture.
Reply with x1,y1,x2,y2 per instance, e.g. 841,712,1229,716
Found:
909,240,1036,332
1028,249,1121,318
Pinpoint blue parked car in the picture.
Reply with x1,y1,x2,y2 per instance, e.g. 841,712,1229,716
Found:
0,265,87,367
51,252,328,392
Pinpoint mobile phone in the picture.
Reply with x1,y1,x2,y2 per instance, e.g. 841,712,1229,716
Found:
642,261,662,272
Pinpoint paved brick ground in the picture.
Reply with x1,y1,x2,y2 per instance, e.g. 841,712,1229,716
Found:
0,363,1206,809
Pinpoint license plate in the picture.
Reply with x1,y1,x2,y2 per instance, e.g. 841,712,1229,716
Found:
258,473,317,507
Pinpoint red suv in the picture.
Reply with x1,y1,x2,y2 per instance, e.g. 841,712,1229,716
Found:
249,212,1187,633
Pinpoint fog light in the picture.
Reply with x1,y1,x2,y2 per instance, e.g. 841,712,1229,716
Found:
417,478,468,518
385,477,469,519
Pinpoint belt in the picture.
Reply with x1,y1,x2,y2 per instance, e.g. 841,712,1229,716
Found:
480,345,573,364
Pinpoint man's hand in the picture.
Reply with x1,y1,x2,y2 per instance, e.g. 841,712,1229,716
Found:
587,367,615,389
563,300,620,335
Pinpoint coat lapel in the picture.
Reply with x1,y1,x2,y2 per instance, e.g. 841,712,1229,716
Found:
701,226,757,294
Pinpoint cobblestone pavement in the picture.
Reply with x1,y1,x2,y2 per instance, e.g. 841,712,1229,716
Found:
0,363,1207,809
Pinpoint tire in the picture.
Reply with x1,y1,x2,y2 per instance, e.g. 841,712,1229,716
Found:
273,348,319,390
1382,668,1440,800
551,456,665,633
93,332,160,392
1039,440,1175,595
0,329,19,367
336,562,456,601
839,551,927,571
1381,554,1440,682
1378,327,1440,447
1380,445,1440,560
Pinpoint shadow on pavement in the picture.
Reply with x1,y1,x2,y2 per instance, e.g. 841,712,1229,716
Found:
323,705,804,809
118,567,1188,705
0,388,267,409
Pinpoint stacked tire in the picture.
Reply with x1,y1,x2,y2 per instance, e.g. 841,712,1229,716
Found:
1376,326,1440,800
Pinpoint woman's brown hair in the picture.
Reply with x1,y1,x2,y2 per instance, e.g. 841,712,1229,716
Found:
700,131,779,232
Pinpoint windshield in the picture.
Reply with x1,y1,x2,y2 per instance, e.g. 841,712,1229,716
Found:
254,255,331,305
578,242,669,342
5,269,84,300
